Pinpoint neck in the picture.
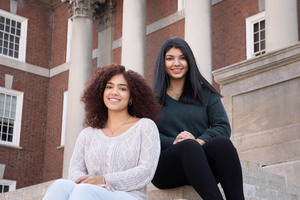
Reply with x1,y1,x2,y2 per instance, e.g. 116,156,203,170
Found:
107,110,131,125
169,78,185,91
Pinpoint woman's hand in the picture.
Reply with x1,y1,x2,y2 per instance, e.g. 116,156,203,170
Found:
173,131,207,146
98,184,115,191
75,175,106,185
196,139,206,146
173,131,195,144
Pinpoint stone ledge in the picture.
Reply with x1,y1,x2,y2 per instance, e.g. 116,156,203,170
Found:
1,161,300,200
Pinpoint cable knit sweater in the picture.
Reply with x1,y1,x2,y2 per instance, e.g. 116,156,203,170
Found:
68,118,160,200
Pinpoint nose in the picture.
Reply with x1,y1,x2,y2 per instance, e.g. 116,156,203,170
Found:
173,58,180,66
111,87,118,95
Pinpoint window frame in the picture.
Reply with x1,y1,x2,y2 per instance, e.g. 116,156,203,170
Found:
60,91,68,147
246,11,266,59
177,0,185,11
0,179,16,193
66,18,72,62
0,9,28,62
0,87,23,147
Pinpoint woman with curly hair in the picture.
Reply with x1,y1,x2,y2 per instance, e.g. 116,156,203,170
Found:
43,64,161,200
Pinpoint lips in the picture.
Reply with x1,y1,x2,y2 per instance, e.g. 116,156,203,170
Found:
172,68,183,74
108,98,120,102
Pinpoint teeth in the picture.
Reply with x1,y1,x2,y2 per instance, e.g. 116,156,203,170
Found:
109,98,119,102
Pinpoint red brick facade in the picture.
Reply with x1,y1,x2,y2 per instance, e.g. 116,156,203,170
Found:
0,0,299,189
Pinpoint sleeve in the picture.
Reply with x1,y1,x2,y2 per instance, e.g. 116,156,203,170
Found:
198,92,231,142
103,119,161,191
68,128,89,181
159,132,175,150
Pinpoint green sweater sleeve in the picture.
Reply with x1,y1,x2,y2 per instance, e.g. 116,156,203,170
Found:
198,92,231,142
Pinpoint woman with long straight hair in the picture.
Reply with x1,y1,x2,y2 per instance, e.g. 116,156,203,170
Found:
152,37,245,200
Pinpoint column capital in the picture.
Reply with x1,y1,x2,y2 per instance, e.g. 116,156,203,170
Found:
97,0,116,31
62,0,106,19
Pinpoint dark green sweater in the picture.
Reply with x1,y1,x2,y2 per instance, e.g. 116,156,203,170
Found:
158,88,231,150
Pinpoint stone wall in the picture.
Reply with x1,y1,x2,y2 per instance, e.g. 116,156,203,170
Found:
213,42,300,187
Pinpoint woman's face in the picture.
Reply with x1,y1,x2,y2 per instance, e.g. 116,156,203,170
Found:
165,47,189,81
103,74,131,113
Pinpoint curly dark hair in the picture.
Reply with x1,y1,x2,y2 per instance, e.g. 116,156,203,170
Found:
81,64,161,129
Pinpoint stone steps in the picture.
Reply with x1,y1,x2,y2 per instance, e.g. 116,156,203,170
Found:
1,160,300,200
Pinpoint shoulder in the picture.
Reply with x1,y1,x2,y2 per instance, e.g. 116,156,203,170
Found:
202,87,221,105
138,118,157,128
77,127,99,140
136,118,159,134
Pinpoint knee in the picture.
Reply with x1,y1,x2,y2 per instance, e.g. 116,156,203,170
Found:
50,179,75,190
176,139,203,154
209,136,237,155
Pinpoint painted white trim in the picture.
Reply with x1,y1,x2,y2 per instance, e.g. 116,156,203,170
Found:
66,18,72,62
246,11,265,59
177,0,185,11
0,56,49,77
49,62,70,77
0,87,23,147
0,9,28,62
146,9,185,36
60,91,68,147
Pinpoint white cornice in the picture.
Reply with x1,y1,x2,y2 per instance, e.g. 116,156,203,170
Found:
213,42,300,86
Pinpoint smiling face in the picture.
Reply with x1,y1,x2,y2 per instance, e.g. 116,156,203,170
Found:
103,74,131,113
165,47,189,81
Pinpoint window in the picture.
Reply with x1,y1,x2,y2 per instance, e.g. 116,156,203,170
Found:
246,12,266,59
0,179,16,193
0,87,23,147
0,9,27,62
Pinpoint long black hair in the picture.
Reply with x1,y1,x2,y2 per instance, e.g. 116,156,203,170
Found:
152,37,220,105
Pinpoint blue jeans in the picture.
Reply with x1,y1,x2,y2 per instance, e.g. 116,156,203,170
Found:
42,179,138,200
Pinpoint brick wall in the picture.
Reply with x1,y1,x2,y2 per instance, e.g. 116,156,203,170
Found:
50,3,70,69
0,66,49,188
212,0,259,71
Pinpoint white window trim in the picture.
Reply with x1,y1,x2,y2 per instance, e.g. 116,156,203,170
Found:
246,11,265,59
60,91,68,147
0,179,16,192
177,0,185,11
0,9,28,62
0,87,23,147
66,18,72,62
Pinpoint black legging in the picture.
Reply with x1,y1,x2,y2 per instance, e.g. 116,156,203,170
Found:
152,136,245,200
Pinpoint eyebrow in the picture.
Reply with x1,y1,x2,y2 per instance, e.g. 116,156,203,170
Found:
107,82,129,87
165,54,185,57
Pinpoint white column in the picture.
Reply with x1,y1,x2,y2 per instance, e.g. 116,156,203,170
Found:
62,0,94,178
121,0,146,76
185,0,212,83
265,0,298,52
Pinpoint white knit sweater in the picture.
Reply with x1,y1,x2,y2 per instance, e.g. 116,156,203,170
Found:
68,118,160,200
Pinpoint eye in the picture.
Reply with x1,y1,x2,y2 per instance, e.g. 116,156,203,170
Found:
120,87,127,91
180,56,186,60
165,57,173,61
105,85,113,89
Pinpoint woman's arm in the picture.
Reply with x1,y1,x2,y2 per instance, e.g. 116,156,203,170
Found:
103,119,160,191
198,92,231,142
68,128,89,181
159,133,175,150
